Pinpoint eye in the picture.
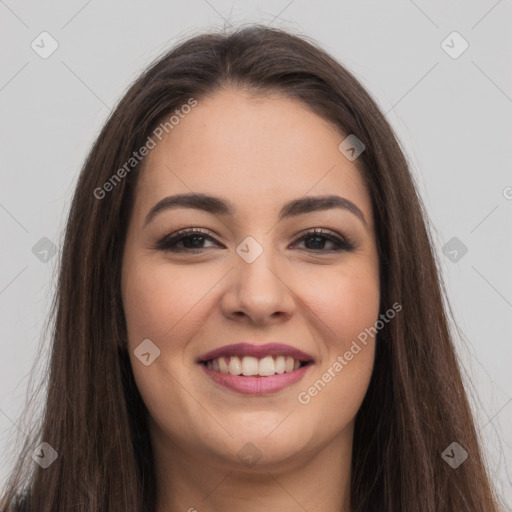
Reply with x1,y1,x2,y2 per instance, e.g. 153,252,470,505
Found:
292,228,355,253
155,227,355,254
154,228,220,253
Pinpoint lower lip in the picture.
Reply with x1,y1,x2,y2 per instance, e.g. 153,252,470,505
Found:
200,364,312,395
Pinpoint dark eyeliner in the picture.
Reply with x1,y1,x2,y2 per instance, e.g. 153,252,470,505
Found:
155,227,355,253
292,228,355,253
154,228,216,253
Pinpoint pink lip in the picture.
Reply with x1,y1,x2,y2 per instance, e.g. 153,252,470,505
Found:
197,342,314,363
201,364,312,395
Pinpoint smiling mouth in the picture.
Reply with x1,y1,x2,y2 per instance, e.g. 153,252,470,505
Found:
201,355,312,377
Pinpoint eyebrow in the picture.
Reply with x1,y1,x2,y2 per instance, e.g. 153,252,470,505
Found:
144,192,367,227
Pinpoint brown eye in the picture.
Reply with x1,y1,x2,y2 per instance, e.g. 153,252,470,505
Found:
293,228,355,253
155,228,221,253
155,227,355,254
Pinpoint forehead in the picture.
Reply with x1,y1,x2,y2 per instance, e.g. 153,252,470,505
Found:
134,88,373,225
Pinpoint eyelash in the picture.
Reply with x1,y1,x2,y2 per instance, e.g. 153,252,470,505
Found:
154,227,355,254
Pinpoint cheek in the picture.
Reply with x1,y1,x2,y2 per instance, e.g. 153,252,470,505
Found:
121,259,207,401
298,258,380,345
334,273,380,343
122,252,380,370
121,258,216,430
122,259,215,345
293,260,379,433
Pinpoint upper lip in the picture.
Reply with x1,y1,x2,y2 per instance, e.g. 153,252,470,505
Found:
197,343,315,363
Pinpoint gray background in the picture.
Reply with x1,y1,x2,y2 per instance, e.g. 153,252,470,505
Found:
1,0,511,508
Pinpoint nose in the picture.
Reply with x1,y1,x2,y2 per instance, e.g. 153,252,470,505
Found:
220,245,296,325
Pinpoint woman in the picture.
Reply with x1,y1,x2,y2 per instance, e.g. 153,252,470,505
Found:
1,25,502,511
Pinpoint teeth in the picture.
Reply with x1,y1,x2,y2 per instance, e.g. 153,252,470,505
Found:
228,356,242,375
242,356,259,376
258,356,275,377
206,355,307,376
275,355,285,374
218,357,229,374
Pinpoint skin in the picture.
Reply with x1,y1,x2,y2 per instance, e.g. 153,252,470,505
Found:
121,88,380,512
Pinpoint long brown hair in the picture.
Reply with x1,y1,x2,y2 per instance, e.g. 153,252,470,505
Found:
1,25,502,511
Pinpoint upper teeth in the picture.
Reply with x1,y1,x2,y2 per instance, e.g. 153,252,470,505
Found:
205,355,303,376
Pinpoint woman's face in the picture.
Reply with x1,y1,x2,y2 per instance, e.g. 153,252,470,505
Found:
121,88,380,471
